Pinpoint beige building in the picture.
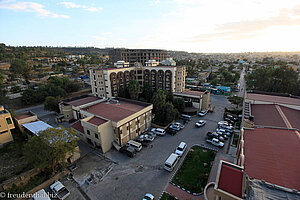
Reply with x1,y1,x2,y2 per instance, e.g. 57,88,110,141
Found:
14,111,38,132
90,63,186,98
71,97,153,153
174,90,211,112
0,106,15,146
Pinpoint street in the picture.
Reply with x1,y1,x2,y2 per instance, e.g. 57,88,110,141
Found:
67,95,235,200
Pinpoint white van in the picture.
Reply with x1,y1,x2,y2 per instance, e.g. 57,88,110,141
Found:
32,189,51,200
152,128,165,136
164,153,180,172
127,140,142,152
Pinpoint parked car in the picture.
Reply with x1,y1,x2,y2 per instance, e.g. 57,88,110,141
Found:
142,193,154,200
225,114,237,121
198,110,208,117
175,142,187,156
195,120,206,127
120,146,136,157
169,124,180,131
206,138,224,147
171,122,184,129
166,127,177,135
50,181,70,200
180,114,191,121
218,121,229,126
151,128,166,136
147,131,157,139
207,132,225,142
139,134,154,142
216,128,231,136
33,189,51,200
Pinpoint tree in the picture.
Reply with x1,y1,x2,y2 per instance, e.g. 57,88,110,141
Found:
164,102,179,123
23,127,78,173
211,78,218,86
0,72,7,104
228,96,244,108
152,90,167,123
10,59,32,82
165,90,174,103
141,83,153,102
44,96,60,113
128,79,140,100
173,97,185,113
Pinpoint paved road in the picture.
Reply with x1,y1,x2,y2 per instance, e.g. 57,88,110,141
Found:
71,95,235,200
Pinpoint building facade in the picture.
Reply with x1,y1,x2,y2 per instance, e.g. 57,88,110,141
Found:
108,48,167,66
69,97,153,153
90,65,186,98
0,106,15,146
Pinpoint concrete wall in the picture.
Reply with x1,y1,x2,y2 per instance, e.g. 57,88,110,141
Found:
99,121,114,153
201,92,210,110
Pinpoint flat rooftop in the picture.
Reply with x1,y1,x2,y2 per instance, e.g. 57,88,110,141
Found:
83,99,150,122
244,128,300,190
251,104,300,129
15,112,36,120
65,96,99,107
87,116,108,126
246,93,300,106
71,121,84,133
174,90,206,97
217,162,244,198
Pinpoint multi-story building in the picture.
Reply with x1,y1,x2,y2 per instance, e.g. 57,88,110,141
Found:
69,97,153,153
0,106,15,146
89,63,186,98
108,48,167,66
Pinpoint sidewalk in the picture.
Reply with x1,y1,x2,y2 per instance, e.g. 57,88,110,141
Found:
166,184,203,200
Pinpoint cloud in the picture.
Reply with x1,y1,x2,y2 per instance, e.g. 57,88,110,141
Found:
0,1,69,18
186,5,300,42
58,2,102,12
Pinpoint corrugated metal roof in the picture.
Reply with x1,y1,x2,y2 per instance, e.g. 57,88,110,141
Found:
22,121,53,136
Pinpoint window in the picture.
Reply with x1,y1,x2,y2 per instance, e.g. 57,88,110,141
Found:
95,88,97,92
95,133,99,139
6,118,12,125
87,130,90,135
93,75,96,80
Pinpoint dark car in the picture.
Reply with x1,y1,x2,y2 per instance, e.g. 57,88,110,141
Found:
120,146,136,157
166,127,177,135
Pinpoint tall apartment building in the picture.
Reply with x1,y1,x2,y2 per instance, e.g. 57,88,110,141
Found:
89,64,186,98
0,106,15,146
108,48,167,66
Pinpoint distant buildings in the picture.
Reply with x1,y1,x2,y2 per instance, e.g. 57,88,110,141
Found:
108,48,167,66
89,61,186,98
0,106,14,146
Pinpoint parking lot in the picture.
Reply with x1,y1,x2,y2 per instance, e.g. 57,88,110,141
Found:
64,95,235,200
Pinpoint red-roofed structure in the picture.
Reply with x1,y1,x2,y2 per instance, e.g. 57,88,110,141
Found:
83,100,147,122
87,116,108,126
214,161,245,199
246,93,300,106
66,96,99,107
71,121,84,133
243,128,300,190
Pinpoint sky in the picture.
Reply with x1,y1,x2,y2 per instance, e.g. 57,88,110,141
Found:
0,0,300,53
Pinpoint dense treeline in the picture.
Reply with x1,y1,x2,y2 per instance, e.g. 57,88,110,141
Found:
21,77,80,105
246,66,300,96
118,81,185,126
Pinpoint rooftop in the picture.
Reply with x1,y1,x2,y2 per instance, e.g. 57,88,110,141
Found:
83,98,151,122
246,93,300,106
71,121,84,133
174,90,206,97
64,96,99,107
87,116,108,126
15,112,36,120
251,104,300,129
217,162,244,198
22,121,53,136
244,128,300,190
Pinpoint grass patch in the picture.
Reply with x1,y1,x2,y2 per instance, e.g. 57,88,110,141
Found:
160,192,177,200
0,140,32,184
172,146,216,194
